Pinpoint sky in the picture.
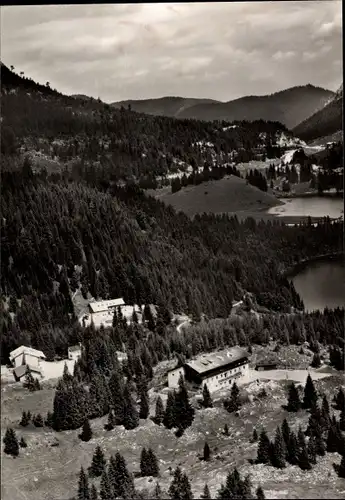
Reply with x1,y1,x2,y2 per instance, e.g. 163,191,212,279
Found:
1,1,342,103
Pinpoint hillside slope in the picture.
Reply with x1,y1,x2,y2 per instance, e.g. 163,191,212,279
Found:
293,83,343,143
111,85,334,129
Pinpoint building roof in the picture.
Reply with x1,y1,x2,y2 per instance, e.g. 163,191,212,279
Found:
88,298,125,313
186,347,249,376
68,345,81,353
13,364,42,379
10,345,46,361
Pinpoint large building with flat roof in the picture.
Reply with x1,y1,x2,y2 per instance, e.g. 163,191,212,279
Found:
168,347,250,393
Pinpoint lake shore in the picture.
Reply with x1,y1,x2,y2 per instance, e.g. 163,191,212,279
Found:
282,251,344,279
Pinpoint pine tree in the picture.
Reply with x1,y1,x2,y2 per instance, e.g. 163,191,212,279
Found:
79,419,93,442
19,436,27,448
89,445,107,477
154,396,165,425
224,381,240,413
108,369,125,425
281,418,290,449
303,374,318,409
146,448,160,477
307,435,317,465
33,413,44,427
163,391,177,429
200,484,211,499
337,454,345,478
90,484,98,500
174,377,195,435
100,469,112,500
286,382,301,412
314,426,326,456
77,467,90,500
139,378,150,420
202,384,213,408
320,395,331,432
256,486,265,500
271,427,286,468
305,403,322,436
123,382,139,430
252,428,258,442
257,429,271,464
203,442,211,461
19,411,30,427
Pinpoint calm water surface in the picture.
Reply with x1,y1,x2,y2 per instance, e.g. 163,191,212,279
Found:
268,197,344,218
290,259,345,312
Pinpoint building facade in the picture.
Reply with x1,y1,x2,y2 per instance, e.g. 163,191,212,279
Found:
167,347,250,393
78,299,144,329
9,346,46,369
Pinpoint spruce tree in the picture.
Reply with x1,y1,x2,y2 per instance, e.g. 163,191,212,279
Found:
89,445,107,477
90,484,98,500
77,467,90,500
320,395,331,431
140,447,149,476
223,424,229,436
286,431,299,465
3,428,19,457
326,425,339,453
337,454,345,478
19,411,30,427
168,467,193,500
271,427,286,468
174,378,195,435
305,403,322,436
334,387,345,410
257,429,271,464
105,408,116,431
314,427,326,456
79,419,93,442
297,428,311,470
307,435,317,465
108,369,125,425
53,377,88,431
281,418,290,449
202,384,213,408
147,448,160,477
19,436,27,448
100,469,112,500
33,413,44,427
340,407,345,431
286,382,301,412
139,378,150,420
200,484,211,499
23,366,40,392
303,374,318,409
256,486,265,500
252,428,258,442
224,381,240,413
203,442,211,461
154,396,165,425
108,452,135,499
310,353,321,368
163,391,177,429
123,382,139,430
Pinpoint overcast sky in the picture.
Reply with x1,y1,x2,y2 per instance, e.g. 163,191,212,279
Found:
1,1,342,103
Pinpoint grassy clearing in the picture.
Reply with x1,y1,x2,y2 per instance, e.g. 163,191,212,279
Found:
1,369,344,500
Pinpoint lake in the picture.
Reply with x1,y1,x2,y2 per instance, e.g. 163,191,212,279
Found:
290,258,345,312
267,196,344,219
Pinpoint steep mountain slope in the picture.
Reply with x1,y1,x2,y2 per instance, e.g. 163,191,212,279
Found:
111,85,334,129
293,83,343,143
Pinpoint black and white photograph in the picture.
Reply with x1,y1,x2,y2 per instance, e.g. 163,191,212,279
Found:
0,1,344,499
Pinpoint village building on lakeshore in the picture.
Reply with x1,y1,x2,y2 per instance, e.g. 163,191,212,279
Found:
167,347,250,393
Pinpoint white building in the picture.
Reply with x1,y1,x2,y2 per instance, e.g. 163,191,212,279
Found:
167,347,250,393
10,346,46,369
78,298,143,329
68,344,82,361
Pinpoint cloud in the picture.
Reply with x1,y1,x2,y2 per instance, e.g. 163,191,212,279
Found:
1,1,342,102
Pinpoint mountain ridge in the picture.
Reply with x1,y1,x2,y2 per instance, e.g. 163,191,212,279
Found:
111,84,334,129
